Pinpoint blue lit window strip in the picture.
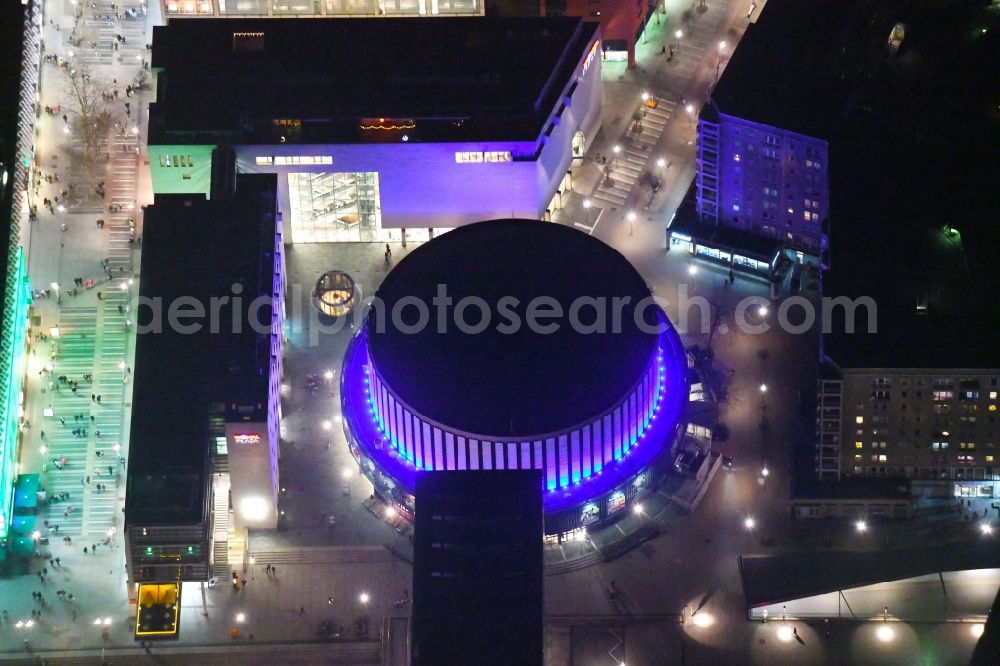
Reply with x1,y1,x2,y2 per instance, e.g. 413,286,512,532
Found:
362,334,670,493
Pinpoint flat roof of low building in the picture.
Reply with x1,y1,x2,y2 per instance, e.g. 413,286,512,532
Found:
711,0,896,138
413,470,543,666
125,174,276,525
149,17,598,145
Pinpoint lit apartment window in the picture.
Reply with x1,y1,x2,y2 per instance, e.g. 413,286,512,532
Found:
856,416,864,424
732,203,740,212
987,455,995,463
855,454,862,461
733,153,741,162
878,454,888,462
855,442,863,449
990,391,998,399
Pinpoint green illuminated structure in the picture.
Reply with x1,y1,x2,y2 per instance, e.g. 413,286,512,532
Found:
0,248,31,539
148,144,215,198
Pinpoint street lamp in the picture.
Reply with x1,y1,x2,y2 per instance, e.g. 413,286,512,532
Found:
627,211,636,236
359,592,370,605
716,40,728,81
632,503,644,515
688,265,698,276
758,305,768,317
760,465,770,478
979,522,993,536
236,612,246,624
674,29,683,50
612,144,621,167
759,383,768,393
855,519,868,533
686,104,696,128
322,420,331,431
324,369,334,381
744,517,755,531
582,198,593,225
342,468,353,480
248,555,255,580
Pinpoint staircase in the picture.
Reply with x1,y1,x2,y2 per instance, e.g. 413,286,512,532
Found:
210,474,231,579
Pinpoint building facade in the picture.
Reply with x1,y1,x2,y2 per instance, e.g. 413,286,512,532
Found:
124,175,284,591
147,18,603,244
696,112,829,258
161,0,482,20
818,369,1000,498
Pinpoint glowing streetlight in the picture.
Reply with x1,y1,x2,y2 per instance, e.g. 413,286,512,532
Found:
341,468,353,480
744,517,756,531
324,369,334,381
759,383,768,393
979,522,993,536
626,210,636,236
632,503,644,515
691,612,714,628
641,91,649,102
855,519,868,533
612,144,621,167
970,623,985,638
359,592,370,605
761,466,770,478
582,198,593,225
385,506,397,520
758,305,768,317
688,265,698,276
236,612,246,623
876,624,895,642
685,103,696,128
322,420,331,431
776,625,794,642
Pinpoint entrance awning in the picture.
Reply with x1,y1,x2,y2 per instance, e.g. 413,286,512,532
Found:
14,474,40,509
11,515,36,535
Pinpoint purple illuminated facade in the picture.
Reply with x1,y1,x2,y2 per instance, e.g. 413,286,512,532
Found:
341,308,688,536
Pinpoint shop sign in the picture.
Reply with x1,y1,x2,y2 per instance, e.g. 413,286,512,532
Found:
582,40,600,76
233,433,261,445
607,489,626,515
580,501,600,526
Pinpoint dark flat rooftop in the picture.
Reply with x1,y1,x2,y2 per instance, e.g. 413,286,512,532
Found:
149,17,597,145
413,471,543,666
367,219,660,439
712,0,896,138
126,174,277,525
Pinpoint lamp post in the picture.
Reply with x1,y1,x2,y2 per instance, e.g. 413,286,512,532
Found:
583,198,593,225
627,211,636,237
248,555,255,580
716,40,727,82
675,29,683,51
612,144,621,168
686,104,696,129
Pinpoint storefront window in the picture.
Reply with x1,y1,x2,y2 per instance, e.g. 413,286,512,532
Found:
271,0,321,13
382,0,420,14
436,0,478,13
165,0,214,13
218,0,269,14
327,0,378,13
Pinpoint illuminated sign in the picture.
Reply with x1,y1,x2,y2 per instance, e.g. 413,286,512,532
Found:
454,151,512,164
272,119,302,128
582,40,600,76
580,501,600,526
607,490,626,515
233,434,261,445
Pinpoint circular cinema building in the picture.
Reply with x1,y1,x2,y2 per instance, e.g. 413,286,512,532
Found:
340,219,688,538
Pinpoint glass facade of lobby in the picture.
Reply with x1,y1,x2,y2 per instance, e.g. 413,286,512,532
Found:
164,0,480,17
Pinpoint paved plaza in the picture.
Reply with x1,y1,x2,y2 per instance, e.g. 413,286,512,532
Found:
0,0,990,664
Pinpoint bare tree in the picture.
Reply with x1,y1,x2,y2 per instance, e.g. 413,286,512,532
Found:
63,63,116,166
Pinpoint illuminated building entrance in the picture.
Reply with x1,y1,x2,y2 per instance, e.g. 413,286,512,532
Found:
287,171,385,243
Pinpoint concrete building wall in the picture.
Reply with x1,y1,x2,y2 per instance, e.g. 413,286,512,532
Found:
226,422,278,530
834,369,1000,493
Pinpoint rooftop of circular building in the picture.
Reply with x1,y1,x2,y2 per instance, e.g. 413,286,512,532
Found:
367,218,661,438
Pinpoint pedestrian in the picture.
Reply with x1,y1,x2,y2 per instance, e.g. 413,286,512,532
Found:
55,558,60,566
108,465,114,475
80,478,85,487
241,577,247,588
83,547,88,555
328,597,334,605
60,417,65,426
86,475,90,484
97,395,102,403
40,430,45,439
299,606,305,615
91,394,96,402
